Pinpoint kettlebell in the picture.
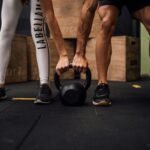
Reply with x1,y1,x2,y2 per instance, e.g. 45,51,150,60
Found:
54,64,91,106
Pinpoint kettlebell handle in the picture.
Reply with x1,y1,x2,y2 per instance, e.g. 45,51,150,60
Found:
54,64,91,90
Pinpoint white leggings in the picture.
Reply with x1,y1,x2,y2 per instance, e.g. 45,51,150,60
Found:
0,0,49,85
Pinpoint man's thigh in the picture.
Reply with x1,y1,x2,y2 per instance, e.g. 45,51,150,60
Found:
98,1,119,23
133,6,150,27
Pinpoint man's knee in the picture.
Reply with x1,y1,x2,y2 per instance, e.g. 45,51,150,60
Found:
142,14,150,33
99,17,116,35
136,13,150,27
98,5,119,35
142,17,150,34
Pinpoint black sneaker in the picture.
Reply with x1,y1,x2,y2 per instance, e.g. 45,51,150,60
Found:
34,84,53,104
93,83,111,106
0,88,7,100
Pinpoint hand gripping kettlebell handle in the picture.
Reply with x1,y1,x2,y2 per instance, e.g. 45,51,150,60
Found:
54,64,91,90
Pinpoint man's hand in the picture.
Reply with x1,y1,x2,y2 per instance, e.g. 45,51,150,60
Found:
56,55,69,75
72,53,88,72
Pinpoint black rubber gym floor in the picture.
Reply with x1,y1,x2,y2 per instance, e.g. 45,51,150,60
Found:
0,79,150,150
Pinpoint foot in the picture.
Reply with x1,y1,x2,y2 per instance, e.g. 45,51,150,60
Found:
0,87,7,100
92,83,111,106
34,84,53,104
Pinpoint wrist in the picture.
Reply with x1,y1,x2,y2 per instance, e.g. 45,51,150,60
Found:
75,51,85,57
60,53,68,58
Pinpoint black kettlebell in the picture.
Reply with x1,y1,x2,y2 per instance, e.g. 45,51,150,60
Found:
54,64,91,106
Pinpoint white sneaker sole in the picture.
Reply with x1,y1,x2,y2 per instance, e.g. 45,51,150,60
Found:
92,99,111,106
34,99,51,104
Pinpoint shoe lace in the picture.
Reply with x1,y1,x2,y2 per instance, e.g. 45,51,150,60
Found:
95,83,109,96
40,84,51,95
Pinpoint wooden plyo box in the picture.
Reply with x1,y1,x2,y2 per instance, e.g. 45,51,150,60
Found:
26,37,75,81
85,36,141,81
51,0,100,38
6,35,28,83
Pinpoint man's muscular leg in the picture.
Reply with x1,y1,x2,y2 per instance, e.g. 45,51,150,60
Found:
92,5,119,106
96,5,119,84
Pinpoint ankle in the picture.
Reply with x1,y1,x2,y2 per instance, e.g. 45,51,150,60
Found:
98,81,108,85
40,83,50,87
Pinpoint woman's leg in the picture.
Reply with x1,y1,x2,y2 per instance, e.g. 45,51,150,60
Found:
30,0,49,85
0,0,23,99
30,0,53,104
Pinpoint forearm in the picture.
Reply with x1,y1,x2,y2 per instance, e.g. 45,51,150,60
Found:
76,0,97,56
48,16,68,57
39,0,67,57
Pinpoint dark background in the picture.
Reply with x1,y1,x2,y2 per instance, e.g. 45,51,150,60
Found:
0,0,139,37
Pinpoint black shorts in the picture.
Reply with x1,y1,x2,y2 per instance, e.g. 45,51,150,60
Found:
98,0,150,14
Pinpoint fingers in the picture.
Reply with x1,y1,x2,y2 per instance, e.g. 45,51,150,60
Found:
72,58,88,73
82,67,87,73
72,63,87,73
56,63,69,75
57,63,87,75
56,55,88,75
56,56,69,75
